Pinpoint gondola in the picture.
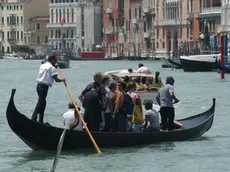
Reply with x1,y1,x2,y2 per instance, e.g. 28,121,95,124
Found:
6,89,215,151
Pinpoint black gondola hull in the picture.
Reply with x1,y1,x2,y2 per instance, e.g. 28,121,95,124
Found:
6,89,215,150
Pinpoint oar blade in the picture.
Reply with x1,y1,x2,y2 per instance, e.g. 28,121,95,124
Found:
50,128,67,172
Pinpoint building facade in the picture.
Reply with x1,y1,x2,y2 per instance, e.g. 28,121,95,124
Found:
0,0,49,53
220,0,230,33
103,0,124,57
24,16,49,55
47,0,102,55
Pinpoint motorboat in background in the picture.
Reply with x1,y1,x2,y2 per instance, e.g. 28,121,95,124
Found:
180,54,220,72
3,53,23,60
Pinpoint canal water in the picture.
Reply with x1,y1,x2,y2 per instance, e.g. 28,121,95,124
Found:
0,59,229,172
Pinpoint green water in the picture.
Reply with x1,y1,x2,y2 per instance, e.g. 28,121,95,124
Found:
0,59,229,172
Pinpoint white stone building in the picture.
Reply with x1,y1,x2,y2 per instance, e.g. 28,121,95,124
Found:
0,0,49,54
46,0,102,54
220,0,230,33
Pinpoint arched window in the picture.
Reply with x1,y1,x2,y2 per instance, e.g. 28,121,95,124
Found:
37,36,40,44
67,9,69,23
36,23,40,30
51,9,54,23
59,9,62,23
56,9,58,23
71,8,74,23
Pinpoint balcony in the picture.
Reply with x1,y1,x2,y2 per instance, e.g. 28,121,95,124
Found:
144,32,150,38
46,23,76,28
104,27,113,34
201,7,221,14
186,13,193,19
143,7,151,14
160,19,180,26
106,8,113,14
8,39,18,44
132,18,138,24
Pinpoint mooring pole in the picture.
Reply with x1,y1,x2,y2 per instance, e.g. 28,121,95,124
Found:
220,35,224,79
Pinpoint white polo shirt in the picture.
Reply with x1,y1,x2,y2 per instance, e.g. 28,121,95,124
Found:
63,109,84,131
36,62,58,87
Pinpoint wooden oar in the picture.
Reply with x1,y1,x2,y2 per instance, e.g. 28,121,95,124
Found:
55,64,102,154
50,127,67,172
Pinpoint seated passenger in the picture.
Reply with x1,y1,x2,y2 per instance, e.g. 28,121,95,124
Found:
152,71,163,88
63,102,84,131
135,76,146,91
137,63,152,74
142,101,160,132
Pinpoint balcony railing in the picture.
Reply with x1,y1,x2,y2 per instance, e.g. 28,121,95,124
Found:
46,23,76,28
201,7,221,14
160,19,180,26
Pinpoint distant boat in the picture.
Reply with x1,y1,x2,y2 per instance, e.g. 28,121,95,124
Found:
41,54,70,69
3,53,23,60
180,54,220,72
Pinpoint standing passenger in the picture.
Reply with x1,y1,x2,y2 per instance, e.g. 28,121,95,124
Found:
83,82,103,131
156,76,179,130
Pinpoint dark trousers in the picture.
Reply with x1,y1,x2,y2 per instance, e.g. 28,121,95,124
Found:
115,112,128,132
160,107,175,130
31,84,49,123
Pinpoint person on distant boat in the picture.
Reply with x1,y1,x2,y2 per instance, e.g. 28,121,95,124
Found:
83,82,103,131
152,71,163,87
119,68,133,74
31,55,65,123
137,63,152,74
142,101,160,132
156,76,179,130
63,102,84,131
135,76,146,91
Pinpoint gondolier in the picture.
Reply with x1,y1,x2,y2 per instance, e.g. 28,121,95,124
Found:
31,55,65,123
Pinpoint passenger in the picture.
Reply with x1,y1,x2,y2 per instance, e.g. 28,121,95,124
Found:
109,82,118,112
123,76,130,84
137,63,152,74
127,82,144,132
135,76,146,90
119,68,133,74
78,72,103,104
113,81,128,132
152,71,163,87
156,76,179,130
101,75,113,132
83,82,103,131
142,101,160,132
63,102,84,130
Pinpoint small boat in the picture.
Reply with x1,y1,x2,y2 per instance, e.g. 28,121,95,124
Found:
6,89,215,150
168,58,182,69
180,54,220,72
105,70,163,104
3,53,23,60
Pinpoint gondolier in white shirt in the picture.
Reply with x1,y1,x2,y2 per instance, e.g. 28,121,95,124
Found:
31,55,65,123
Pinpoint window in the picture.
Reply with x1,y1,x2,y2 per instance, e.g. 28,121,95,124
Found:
17,31,19,39
45,36,48,43
21,31,23,40
2,17,4,25
2,32,4,40
21,16,23,23
17,16,19,24
51,9,54,23
37,36,40,44
36,23,40,30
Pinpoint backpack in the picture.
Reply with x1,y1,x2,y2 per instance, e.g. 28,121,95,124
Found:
120,93,134,115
